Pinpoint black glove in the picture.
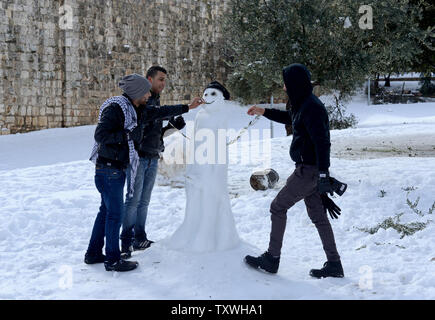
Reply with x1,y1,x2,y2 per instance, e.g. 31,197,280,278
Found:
317,172,334,196
329,177,348,196
320,194,342,219
169,116,186,130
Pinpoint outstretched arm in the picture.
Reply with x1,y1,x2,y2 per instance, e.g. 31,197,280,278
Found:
263,108,292,125
143,104,189,122
143,97,204,122
247,105,292,125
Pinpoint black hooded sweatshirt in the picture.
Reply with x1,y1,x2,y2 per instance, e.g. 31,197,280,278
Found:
263,64,331,172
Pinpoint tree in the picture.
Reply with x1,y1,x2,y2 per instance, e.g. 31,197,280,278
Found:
222,0,433,103
365,0,434,88
409,0,435,76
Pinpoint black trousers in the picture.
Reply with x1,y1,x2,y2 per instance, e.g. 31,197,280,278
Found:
268,164,341,262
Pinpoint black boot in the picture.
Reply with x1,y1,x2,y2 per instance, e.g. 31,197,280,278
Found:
310,261,344,278
244,252,280,274
104,259,139,272
84,252,106,264
133,238,154,251
121,243,133,259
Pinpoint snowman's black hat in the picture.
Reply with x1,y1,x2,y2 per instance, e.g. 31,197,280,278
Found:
205,81,230,100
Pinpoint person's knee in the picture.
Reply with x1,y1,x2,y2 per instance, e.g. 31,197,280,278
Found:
308,211,329,226
106,207,124,222
270,198,288,216
125,191,144,211
138,200,150,209
139,188,154,207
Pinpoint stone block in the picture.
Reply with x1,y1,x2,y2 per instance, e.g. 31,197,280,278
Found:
38,116,48,127
45,107,54,115
25,116,32,125
5,116,15,123
32,106,39,116
19,106,26,116
16,116,24,126
1,128,11,135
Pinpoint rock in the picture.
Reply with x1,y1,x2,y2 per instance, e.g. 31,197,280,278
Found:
250,168,279,191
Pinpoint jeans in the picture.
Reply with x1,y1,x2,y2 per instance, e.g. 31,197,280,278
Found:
268,164,340,262
120,156,158,247
87,164,126,264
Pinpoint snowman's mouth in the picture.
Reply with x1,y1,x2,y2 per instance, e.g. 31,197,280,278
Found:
203,90,218,104
203,98,217,105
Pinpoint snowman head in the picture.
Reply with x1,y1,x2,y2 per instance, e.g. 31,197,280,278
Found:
202,88,225,104
202,81,230,105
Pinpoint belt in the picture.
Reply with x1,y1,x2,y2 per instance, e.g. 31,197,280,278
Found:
296,163,318,168
96,157,125,170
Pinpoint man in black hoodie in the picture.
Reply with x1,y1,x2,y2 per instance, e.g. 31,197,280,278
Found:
244,64,344,278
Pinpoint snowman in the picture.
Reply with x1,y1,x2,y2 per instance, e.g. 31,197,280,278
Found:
165,81,240,252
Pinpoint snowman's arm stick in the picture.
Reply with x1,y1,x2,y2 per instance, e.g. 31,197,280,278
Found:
227,114,261,145
166,121,190,140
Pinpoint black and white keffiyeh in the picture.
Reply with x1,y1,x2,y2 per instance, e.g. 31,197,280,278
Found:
90,95,139,197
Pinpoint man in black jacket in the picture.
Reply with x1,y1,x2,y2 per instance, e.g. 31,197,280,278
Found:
85,74,152,272
244,64,344,278
85,72,202,271
120,66,203,257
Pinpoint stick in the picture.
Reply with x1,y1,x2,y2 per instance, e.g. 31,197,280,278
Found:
227,114,261,146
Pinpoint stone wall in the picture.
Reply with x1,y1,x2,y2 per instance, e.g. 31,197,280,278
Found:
0,0,229,134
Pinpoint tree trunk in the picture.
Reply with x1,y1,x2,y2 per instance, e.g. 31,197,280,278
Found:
374,73,380,90
385,73,391,87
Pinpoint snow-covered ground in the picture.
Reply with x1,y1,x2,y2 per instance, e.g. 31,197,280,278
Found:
0,96,434,299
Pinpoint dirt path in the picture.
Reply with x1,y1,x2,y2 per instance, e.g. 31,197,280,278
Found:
331,133,435,159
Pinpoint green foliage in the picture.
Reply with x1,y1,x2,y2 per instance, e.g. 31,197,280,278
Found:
405,190,435,215
379,190,387,198
358,190,434,238
419,75,435,95
402,186,418,192
410,0,435,74
325,95,357,129
406,194,423,216
357,213,430,238
368,0,434,80
222,0,433,103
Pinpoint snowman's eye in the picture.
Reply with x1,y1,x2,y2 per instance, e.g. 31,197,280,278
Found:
205,94,208,96
211,92,216,96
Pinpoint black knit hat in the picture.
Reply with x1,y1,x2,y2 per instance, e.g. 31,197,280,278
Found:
205,81,230,100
